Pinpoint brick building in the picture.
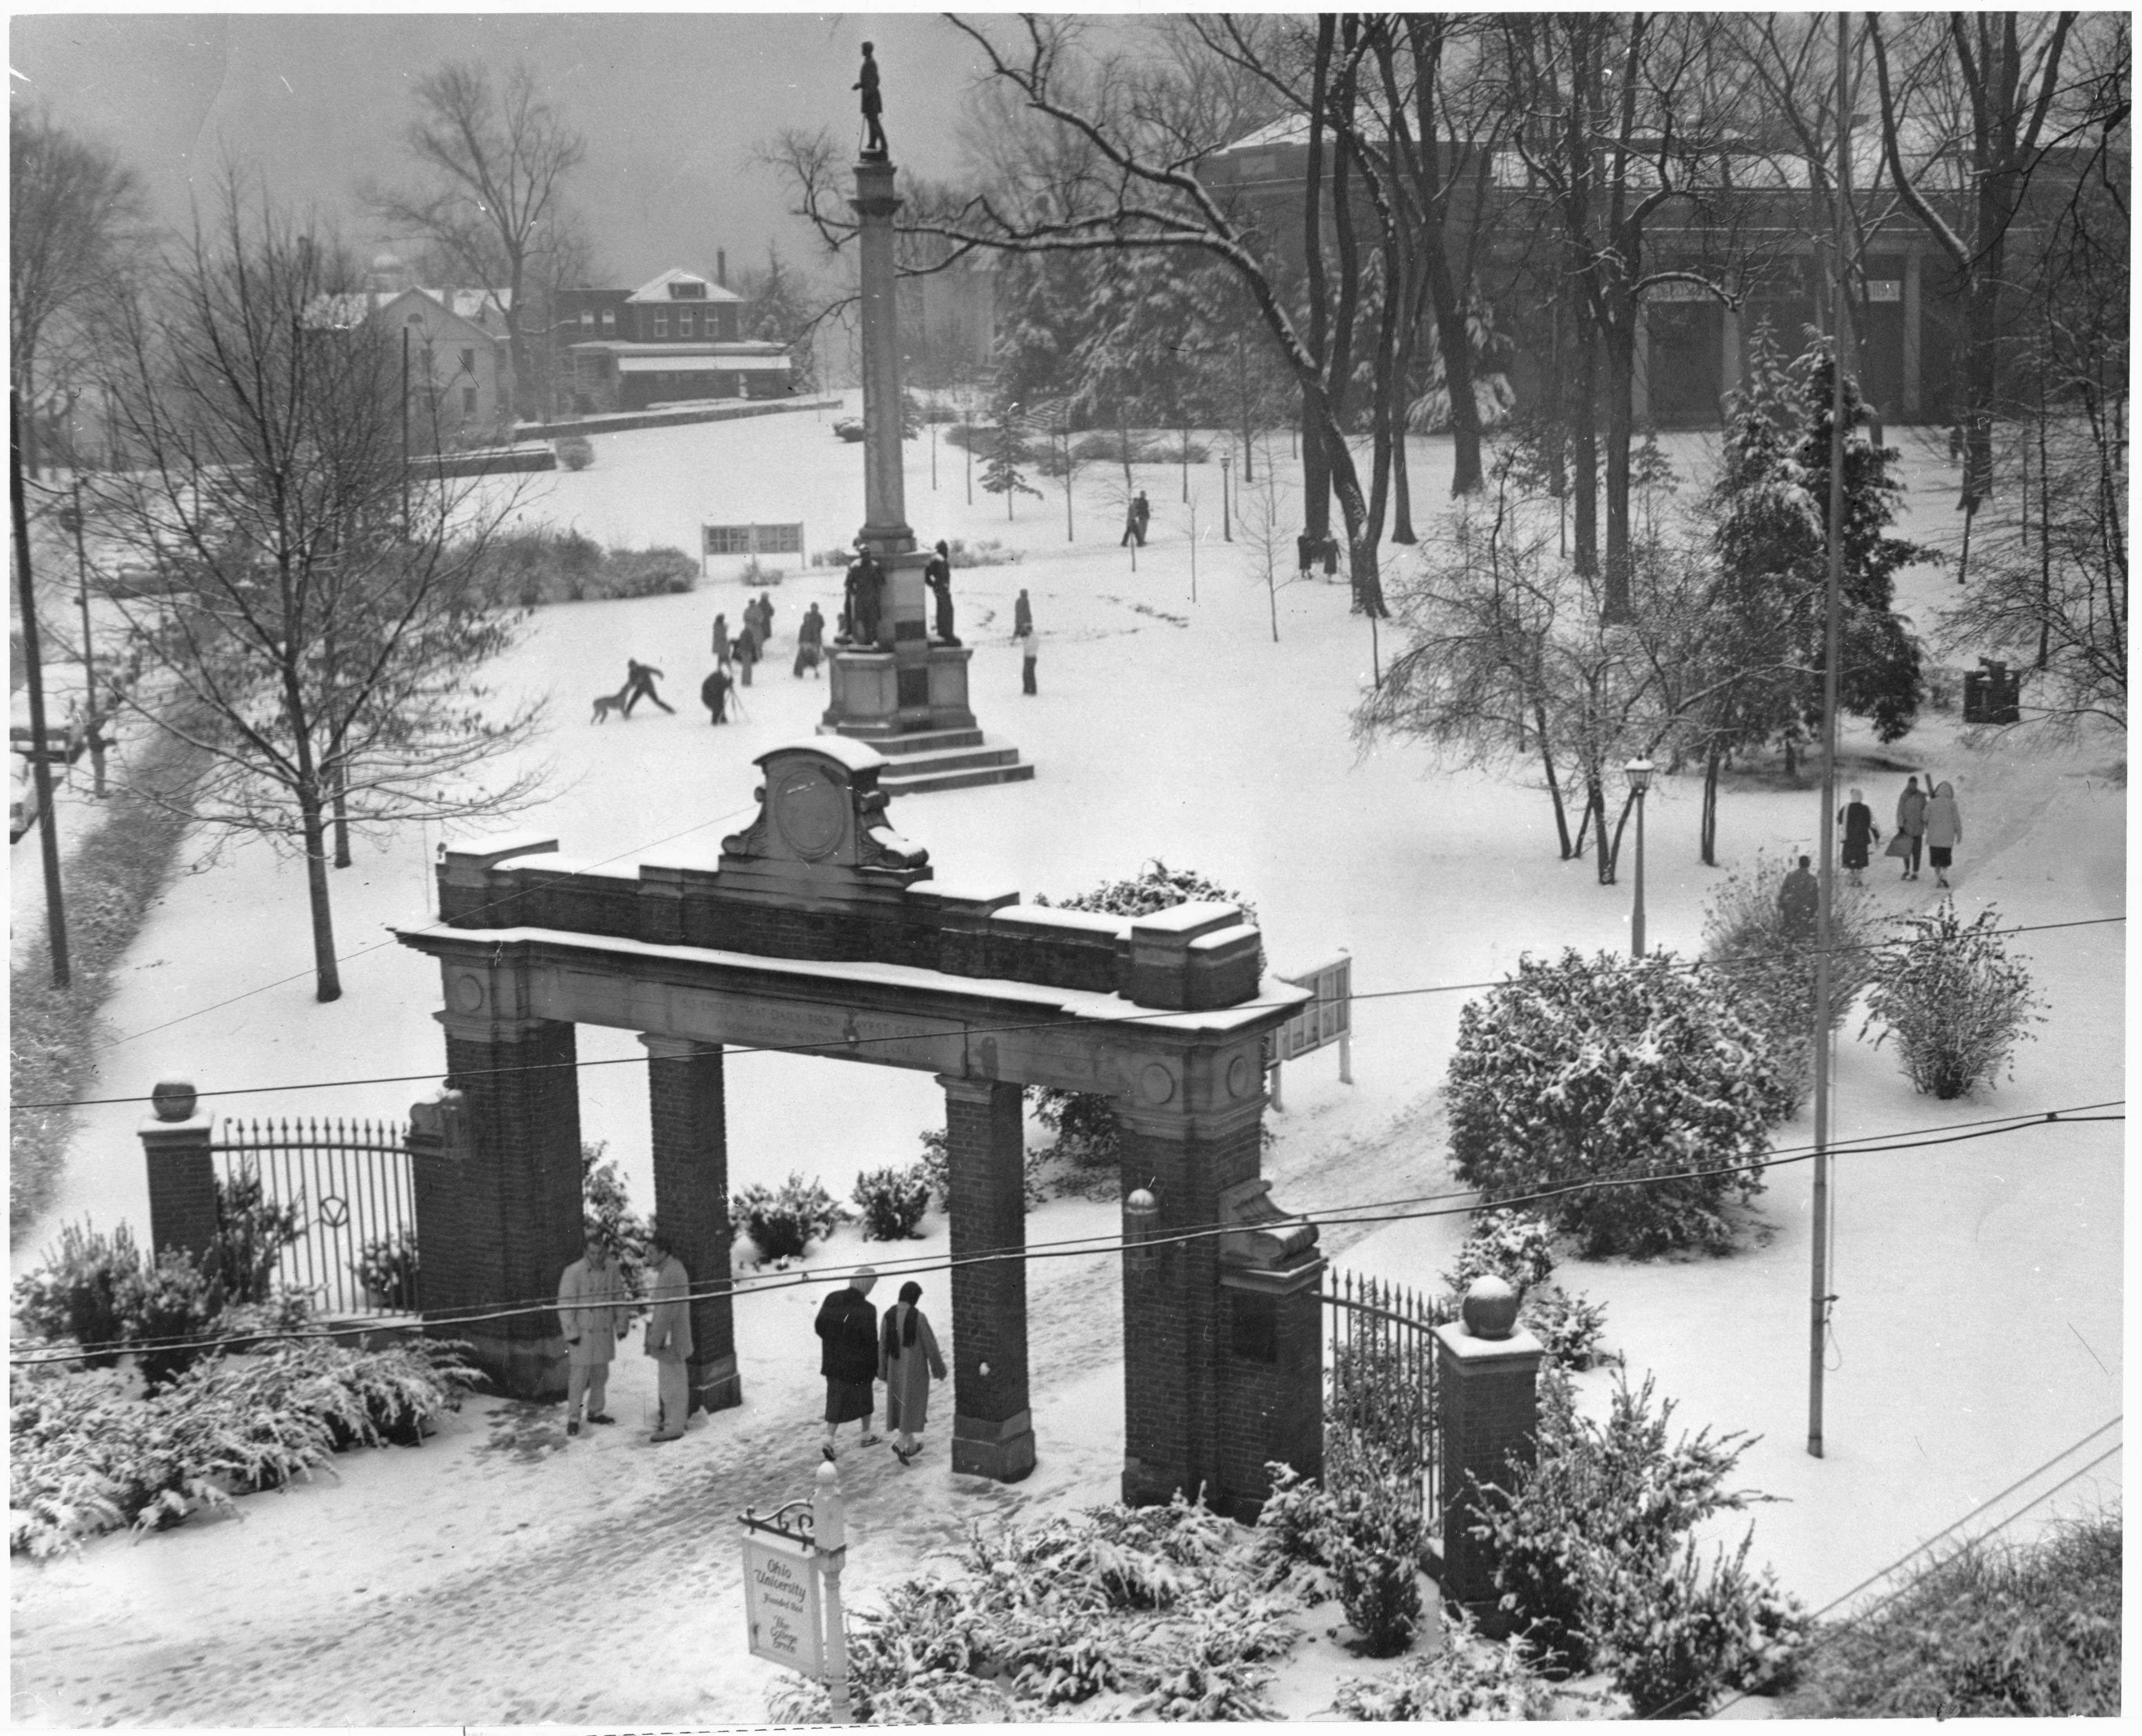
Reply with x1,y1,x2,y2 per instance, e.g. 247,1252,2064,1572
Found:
557,267,793,413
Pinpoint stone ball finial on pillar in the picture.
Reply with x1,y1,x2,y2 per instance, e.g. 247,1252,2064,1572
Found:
150,1075,199,1122
1460,1274,1521,1340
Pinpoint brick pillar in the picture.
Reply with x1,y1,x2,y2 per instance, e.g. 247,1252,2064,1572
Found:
939,1075,1034,1481
1117,1085,1266,1513
429,1010,584,1400
140,1108,218,1258
642,1035,740,1415
1434,1321,1545,1635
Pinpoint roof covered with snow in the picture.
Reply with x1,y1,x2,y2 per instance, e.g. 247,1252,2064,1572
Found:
628,268,743,306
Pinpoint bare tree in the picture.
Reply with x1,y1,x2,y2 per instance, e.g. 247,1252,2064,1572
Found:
10,108,145,477
90,180,548,1001
371,60,587,422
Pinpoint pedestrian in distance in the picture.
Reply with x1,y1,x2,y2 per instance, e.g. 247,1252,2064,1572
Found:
1119,500,1141,548
734,620,761,686
848,545,887,647
1778,854,1819,942
1924,780,1963,888
924,539,958,645
711,613,730,665
557,1228,631,1437
816,1267,881,1460
700,665,732,724
1132,489,1151,545
794,602,825,678
1837,786,1880,887
1321,535,1341,578
757,591,777,644
642,1225,692,1443
1296,530,1317,581
1893,775,1928,880
1013,588,1033,638
621,658,674,717
1018,625,1039,696
879,1279,947,1466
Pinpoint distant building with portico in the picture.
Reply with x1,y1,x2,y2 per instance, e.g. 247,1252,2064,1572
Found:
558,267,793,413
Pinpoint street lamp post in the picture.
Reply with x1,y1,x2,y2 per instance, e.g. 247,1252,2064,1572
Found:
1625,758,1654,958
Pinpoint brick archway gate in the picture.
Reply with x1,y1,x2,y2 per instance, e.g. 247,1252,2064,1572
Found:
396,739,1327,1516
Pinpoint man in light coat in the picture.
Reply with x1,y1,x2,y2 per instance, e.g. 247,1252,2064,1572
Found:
642,1227,694,1443
557,1230,632,1437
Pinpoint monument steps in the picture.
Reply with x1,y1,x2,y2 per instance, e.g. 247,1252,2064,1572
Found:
873,737,1035,795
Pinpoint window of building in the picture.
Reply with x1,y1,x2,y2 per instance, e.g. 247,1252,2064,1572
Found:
677,309,696,338
459,347,476,376
601,308,615,330
463,386,477,414
652,310,668,338
580,310,595,328
669,280,707,299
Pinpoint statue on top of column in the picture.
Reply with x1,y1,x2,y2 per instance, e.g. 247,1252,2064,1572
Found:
855,42,887,159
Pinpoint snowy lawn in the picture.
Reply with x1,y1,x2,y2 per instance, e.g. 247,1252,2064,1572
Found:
8,403,2122,1724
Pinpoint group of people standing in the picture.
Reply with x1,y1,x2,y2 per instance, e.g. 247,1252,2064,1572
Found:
701,592,821,723
556,1225,695,1443
1837,773,1965,889
815,1266,947,1466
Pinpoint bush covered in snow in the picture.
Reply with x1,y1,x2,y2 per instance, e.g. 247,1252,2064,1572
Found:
10,1336,480,1558
1445,949,1793,1257
1255,1461,1425,1657
731,1172,842,1263
1334,1609,1554,1720
1860,901,2043,1099
851,1163,932,1241
1470,1372,1808,1715
1701,851,1879,1112
1519,1286,1612,1371
769,1493,1296,1724
1443,1208,1559,1298
467,528,696,607
580,1140,651,1294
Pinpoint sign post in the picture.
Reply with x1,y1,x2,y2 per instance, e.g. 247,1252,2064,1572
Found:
739,1457,853,1722
1264,950,1353,1112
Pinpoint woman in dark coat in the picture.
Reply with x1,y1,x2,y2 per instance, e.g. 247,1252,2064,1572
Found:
1837,786,1880,885
733,621,762,686
815,1268,880,1459
879,1279,947,1465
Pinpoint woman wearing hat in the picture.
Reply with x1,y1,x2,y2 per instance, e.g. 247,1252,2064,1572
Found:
879,1279,947,1465
815,1267,881,1460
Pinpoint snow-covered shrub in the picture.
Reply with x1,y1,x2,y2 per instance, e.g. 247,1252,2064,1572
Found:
851,1164,932,1241
1251,1457,1422,1656
1254,1461,1338,1582
1334,1609,1554,1720
125,1251,226,1392
1519,1286,1611,1371
10,1338,478,1556
12,1219,142,1366
202,1169,301,1305
581,1140,650,1294
914,1126,950,1204
554,434,593,471
1861,901,2043,1099
1445,950,1794,1257
598,544,696,597
1444,1208,1559,1298
945,536,1023,568
350,1228,419,1310
731,1173,841,1263
1471,1371,1808,1711
1702,851,1879,1113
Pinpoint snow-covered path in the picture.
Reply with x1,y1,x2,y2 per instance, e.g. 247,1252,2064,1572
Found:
10,406,2122,1725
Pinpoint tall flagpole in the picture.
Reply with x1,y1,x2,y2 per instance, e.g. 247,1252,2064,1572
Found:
1810,8,1852,1460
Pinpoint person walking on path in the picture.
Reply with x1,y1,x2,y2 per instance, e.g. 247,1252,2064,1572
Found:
557,1230,630,1437
816,1267,882,1460
1120,500,1141,548
1837,787,1881,887
642,1227,692,1443
700,665,732,724
879,1279,947,1465
621,659,674,717
1018,625,1040,696
1132,490,1151,544
734,621,761,686
1778,854,1819,941
794,602,825,678
1013,589,1033,638
711,614,730,666
1894,775,1928,880
1296,530,1317,581
924,540,958,645
1924,780,1963,888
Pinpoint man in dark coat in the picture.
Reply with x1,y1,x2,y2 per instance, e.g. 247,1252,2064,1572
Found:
1778,856,1819,941
1296,530,1317,580
794,602,825,677
924,539,958,645
700,666,732,723
621,659,674,717
734,621,761,686
815,1267,882,1458
1132,490,1151,544
1013,588,1033,637
850,548,886,647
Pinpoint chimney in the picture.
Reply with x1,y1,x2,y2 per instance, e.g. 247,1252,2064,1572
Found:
717,249,727,288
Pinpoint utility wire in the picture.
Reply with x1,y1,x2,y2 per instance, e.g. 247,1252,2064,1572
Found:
14,914,2123,1113
10,1101,2119,1365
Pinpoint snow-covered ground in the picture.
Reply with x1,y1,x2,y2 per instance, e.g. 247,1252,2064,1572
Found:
8,400,2124,1725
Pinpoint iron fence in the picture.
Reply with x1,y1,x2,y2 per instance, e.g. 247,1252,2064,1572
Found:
212,1117,416,1317
1322,1267,1446,1535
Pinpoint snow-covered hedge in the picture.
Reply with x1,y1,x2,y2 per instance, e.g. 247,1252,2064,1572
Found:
1861,901,2043,1099
1445,950,1794,1257
1442,1210,1612,1370
1256,1461,1424,1658
10,1336,480,1558
731,1173,841,1263
1469,1372,1809,1716
1335,1609,1553,1720
850,1163,931,1241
